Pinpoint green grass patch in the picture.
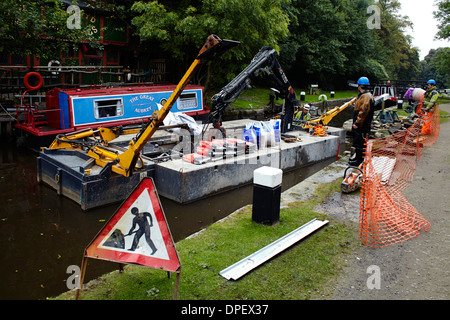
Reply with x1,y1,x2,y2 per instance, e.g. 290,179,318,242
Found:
439,109,450,124
230,87,272,110
437,96,450,105
229,87,356,110
54,178,358,300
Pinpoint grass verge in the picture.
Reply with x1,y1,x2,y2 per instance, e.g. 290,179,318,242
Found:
439,108,450,124
54,178,359,300
230,87,355,110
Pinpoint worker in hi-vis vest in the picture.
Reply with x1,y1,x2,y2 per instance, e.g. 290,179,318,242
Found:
423,79,439,112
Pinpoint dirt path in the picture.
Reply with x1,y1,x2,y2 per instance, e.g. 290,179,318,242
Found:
322,103,450,300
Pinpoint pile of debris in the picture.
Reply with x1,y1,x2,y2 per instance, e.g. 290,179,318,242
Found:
344,108,412,139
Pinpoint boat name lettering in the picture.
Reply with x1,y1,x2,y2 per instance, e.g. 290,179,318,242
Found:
135,107,152,113
130,95,155,103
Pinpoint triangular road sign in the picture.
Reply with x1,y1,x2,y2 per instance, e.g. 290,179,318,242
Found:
85,178,180,272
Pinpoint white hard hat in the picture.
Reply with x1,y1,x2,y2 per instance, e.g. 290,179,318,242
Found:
303,104,311,111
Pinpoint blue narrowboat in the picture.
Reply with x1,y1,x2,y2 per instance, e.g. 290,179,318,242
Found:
15,84,207,144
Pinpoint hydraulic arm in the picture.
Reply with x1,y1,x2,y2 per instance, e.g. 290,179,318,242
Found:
48,34,239,177
208,46,298,133
299,93,389,132
299,97,357,132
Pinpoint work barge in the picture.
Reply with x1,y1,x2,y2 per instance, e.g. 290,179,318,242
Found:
37,119,345,210
33,34,348,210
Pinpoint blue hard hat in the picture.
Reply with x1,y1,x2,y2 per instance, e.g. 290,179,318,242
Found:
427,79,436,85
357,77,370,86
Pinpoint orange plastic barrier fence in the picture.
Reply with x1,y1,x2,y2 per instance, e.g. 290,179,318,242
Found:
359,105,440,247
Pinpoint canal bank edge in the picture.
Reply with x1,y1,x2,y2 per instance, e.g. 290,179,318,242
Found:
53,154,358,300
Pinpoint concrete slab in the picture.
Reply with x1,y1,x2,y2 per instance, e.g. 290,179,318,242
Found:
154,126,345,203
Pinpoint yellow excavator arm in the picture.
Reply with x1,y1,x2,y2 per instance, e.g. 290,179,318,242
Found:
47,34,239,177
301,97,356,131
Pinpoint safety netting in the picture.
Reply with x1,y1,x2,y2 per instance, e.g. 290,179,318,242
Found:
359,104,440,247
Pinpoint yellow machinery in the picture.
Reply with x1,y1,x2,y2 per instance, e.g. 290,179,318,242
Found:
299,97,357,132
47,35,239,177
47,35,354,178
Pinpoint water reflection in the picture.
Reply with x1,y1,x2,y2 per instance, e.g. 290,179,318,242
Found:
0,135,341,299
1,142,116,299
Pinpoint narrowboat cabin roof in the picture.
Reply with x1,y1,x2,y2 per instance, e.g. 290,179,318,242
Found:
15,83,207,147
57,83,203,97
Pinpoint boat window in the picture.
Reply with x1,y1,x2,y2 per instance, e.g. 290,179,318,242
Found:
94,98,123,119
177,92,198,110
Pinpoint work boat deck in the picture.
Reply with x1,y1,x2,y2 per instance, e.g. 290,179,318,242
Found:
37,119,346,210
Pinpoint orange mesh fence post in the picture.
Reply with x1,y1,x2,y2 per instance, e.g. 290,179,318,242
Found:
421,105,440,147
358,106,439,247
421,113,432,135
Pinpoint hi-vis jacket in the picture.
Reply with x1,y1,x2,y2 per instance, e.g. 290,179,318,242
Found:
424,85,439,111
295,111,311,121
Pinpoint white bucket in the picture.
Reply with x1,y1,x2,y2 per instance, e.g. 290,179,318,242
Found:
412,88,426,102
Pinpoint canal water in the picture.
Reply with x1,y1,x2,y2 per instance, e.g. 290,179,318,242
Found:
0,108,353,300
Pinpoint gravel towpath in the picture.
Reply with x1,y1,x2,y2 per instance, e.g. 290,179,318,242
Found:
283,103,450,300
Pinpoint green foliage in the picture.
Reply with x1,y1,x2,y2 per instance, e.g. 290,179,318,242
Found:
0,0,99,60
0,0,428,90
421,48,450,87
432,48,450,86
373,0,420,80
434,0,450,40
131,0,290,88
55,178,358,300
277,0,420,88
431,48,450,87
280,0,361,82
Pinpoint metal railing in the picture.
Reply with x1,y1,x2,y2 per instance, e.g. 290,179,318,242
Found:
1,65,167,100
15,103,65,131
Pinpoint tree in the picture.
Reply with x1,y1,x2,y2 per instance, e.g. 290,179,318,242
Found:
279,0,392,88
280,0,354,87
431,48,450,86
131,0,290,90
433,0,450,86
372,0,420,80
0,0,99,61
420,48,449,87
435,0,450,40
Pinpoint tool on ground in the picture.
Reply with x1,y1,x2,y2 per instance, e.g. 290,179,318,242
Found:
340,164,363,194
281,133,302,142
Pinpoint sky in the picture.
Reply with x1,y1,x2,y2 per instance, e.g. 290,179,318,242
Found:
397,0,449,60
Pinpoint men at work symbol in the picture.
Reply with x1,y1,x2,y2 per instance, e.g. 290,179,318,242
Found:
125,207,158,255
